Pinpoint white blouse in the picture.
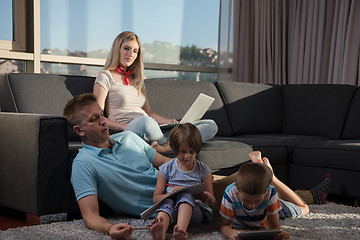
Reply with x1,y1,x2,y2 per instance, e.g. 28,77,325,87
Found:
94,70,147,123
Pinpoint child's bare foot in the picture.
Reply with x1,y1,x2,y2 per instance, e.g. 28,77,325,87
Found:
249,151,263,163
173,225,187,240
249,152,274,176
150,217,165,240
262,157,274,175
151,141,171,153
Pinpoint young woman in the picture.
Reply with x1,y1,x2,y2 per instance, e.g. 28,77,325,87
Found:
93,31,218,152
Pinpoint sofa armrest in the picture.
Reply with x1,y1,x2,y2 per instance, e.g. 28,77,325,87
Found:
0,113,78,215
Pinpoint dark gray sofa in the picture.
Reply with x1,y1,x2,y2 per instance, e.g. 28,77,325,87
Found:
1,73,359,219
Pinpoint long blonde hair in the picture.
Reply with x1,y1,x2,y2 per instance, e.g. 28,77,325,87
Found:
104,31,145,95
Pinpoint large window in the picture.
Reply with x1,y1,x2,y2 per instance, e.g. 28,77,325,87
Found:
0,0,219,81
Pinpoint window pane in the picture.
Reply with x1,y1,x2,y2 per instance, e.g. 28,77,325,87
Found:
0,59,25,76
144,70,216,82
40,0,219,67
41,62,102,77
0,0,13,41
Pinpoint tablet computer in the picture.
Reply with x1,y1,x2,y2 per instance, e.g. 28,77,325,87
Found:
237,230,281,240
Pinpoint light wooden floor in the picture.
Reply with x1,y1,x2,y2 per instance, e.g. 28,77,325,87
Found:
0,207,34,230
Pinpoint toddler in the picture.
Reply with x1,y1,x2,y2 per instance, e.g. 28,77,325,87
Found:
150,123,215,240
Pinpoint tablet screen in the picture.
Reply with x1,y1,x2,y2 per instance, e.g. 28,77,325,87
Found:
237,230,281,240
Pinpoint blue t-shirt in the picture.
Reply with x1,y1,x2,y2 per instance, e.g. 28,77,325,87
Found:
71,131,158,216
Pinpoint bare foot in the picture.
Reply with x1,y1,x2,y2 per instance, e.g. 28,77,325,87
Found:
262,157,274,175
150,218,165,240
151,141,172,153
249,152,274,176
173,225,187,240
249,151,263,163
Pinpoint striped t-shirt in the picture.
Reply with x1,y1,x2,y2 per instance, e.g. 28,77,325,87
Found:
220,182,282,228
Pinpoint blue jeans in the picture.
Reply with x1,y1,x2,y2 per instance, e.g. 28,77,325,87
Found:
124,115,218,145
279,199,302,220
156,192,210,225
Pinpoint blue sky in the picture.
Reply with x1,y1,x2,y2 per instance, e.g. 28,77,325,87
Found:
0,0,12,41
39,0,220,53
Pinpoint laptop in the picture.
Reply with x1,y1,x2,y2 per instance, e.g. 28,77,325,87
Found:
159,93,215,130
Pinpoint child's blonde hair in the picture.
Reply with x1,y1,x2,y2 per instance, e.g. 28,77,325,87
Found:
236,162,273,195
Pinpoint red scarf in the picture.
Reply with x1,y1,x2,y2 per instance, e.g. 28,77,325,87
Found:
115,66,134,86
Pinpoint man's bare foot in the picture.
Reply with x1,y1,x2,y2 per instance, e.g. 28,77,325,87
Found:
173,225,187,240
249,151,263,163
150,217,165,240
151,141,172,153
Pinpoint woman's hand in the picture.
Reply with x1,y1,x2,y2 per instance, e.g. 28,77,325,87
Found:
169,119,179,124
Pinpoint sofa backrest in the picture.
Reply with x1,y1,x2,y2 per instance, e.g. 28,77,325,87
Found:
0,73,95,115
217,81,283,134
145,79,233,136
282,84,356,139
342,87,360,139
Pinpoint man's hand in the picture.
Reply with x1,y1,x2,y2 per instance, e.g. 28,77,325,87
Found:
228,232,240,240
274,230,290,240
109,223,133,240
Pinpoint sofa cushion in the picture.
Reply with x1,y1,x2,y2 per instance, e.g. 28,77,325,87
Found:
342,88,360,139
197,140,253,170
229,134,329,148
1,73,94,141
292,140,360,171
216,134,328,164
282,84,356,139
145,79,233,136
288,165,360,198
217,81,282,134
0,73,95,115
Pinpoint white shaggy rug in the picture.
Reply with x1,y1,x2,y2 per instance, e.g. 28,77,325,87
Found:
1,202,359,239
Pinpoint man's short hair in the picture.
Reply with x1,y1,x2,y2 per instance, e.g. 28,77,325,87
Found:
169,123,202,155
236,162,273,195
63,93,97,127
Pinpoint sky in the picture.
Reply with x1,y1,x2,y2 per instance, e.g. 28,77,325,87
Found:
38,0,220,53
0,0,12,41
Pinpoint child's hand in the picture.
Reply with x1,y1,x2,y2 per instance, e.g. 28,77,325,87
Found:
171,186,184,192
197,191,214,205
274,230,289,240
